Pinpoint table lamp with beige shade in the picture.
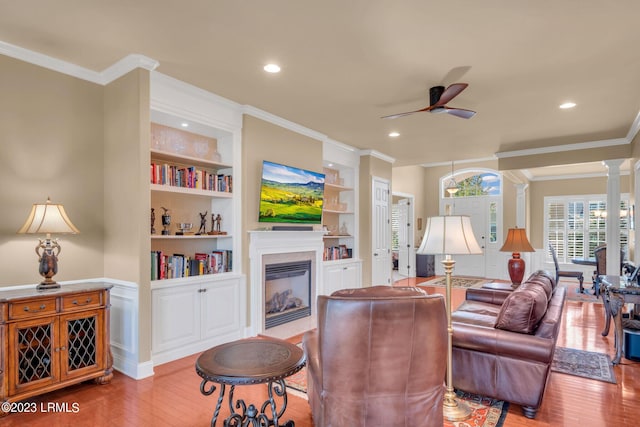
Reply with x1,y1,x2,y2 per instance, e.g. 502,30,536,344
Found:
17,197,80,290
499,227,535,288
417,214,482,421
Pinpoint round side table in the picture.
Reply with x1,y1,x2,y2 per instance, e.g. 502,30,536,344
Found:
195,336,305,427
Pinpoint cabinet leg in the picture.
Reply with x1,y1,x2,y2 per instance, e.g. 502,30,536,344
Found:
95,346,114,384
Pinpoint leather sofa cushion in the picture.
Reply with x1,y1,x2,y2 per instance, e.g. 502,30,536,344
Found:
452,300,502,328
524,270,555,299
494,282,548,334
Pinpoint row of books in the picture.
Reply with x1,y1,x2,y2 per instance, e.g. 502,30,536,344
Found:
150,163,232,193
323,246,352,261
151,250,232,280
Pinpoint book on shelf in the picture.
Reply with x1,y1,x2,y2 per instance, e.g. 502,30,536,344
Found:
150,162,232,193
151,249,233,280
323,246,352,261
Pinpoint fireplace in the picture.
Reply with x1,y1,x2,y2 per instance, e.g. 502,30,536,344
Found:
264,260,311,329
249,230,325,339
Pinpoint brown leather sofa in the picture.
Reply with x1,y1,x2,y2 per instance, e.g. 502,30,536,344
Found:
451,270,566,419
303,286,448,427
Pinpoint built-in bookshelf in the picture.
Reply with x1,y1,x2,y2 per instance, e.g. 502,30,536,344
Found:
149,117,235,282
322,165,356,261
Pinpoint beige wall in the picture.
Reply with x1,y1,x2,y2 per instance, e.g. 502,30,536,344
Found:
529,176,631,248
241,115,323,317
104,69,151,362
0,55,105,286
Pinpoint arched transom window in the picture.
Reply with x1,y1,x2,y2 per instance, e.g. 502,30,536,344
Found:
442,170,501,197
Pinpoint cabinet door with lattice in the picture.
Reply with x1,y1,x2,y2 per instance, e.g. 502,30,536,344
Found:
58,310,105,382
8,316,59,395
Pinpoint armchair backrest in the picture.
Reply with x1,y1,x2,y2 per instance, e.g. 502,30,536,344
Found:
316,286,447,426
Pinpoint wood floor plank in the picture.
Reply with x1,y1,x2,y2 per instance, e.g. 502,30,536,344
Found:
2,278,639,426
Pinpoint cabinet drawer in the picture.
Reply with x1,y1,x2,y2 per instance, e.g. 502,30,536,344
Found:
9,298,57,320
62,291,102,311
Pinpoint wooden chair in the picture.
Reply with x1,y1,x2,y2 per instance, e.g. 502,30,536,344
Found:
592,244,626,295
549,244,585,292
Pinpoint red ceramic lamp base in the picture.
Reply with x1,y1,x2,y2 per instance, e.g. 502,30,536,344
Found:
508,252,525,288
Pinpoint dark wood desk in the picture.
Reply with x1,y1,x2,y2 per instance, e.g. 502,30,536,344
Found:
571,258,596,266
600,275,640,364
195,336,305,427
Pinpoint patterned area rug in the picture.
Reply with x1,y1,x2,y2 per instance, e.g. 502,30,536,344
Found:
551,347,616,383
558,279,602,303
285,364,509,426
420,276,489,289
446,391,509,427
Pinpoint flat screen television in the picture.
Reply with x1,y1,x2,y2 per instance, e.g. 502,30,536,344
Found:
258,160,325,224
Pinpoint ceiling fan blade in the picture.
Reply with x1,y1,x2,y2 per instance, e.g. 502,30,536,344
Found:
381,105,434,119
445,107,476,119
434,83,468,106
440,66,472,86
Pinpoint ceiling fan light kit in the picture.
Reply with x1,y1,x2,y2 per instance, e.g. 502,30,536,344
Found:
382,82,476,120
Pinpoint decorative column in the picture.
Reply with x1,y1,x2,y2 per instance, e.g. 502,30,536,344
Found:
604,159,624,274
515,183,528,228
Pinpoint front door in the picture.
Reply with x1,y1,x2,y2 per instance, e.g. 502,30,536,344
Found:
372,177,392,285
442,196,501,278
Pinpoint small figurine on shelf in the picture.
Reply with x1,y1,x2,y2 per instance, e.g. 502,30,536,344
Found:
151,208,156,235
215,214,222,232
208,213,216,235
340,222,349,236
197,211,207,235
161,207,171,235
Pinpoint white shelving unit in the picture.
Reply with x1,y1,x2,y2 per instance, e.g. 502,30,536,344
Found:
321,140,362,293
149,72,245,365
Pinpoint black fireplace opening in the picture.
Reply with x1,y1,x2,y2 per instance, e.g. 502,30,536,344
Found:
264,260,312,329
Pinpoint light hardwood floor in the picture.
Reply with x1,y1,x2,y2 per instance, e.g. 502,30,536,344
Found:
3,279,639,426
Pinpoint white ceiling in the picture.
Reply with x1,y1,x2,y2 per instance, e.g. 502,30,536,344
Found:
2,1,640,171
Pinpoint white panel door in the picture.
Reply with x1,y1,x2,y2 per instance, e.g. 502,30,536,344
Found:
372,177,392,285
397,198,415,277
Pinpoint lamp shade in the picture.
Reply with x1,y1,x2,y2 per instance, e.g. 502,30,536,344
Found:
417,215,482,255
499,228,534,253
17,198,80,235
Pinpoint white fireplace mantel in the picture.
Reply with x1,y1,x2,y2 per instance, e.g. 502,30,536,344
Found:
248,230,325,337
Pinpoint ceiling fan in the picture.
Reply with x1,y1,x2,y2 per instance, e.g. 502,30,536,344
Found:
381,83,476,120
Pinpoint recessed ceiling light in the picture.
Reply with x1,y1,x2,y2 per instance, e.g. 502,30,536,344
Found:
264,63,281,73
559,102,576,109
389,132,400,137
181,122,189,127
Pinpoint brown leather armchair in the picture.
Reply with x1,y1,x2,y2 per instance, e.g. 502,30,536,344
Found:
303,286,448,427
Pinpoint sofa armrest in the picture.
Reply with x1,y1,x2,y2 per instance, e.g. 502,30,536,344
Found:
302,328,321,386
453,322,555,364
465,287,511,305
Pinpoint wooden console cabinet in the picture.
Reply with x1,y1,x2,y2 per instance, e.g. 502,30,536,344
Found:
0,283,113,415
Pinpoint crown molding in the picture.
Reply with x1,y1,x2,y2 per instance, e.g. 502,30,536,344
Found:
495,138,629,159
627,110,640,142
324,137,357,152
242,105,326,142
522,169,630,182
359,149,396,164
100,54,159,84
420,156,496,168
0,40,158,85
